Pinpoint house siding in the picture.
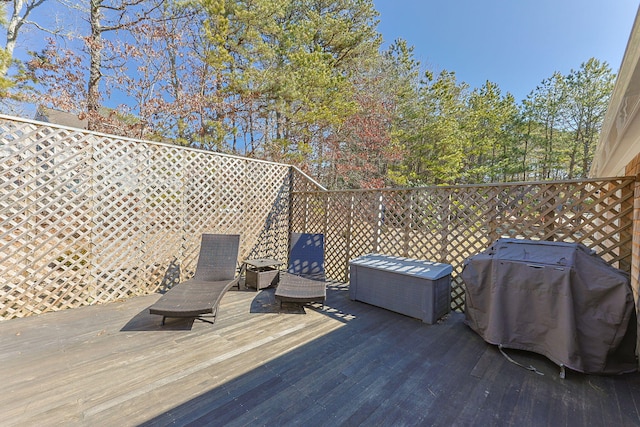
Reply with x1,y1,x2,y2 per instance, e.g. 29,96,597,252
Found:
625,155,640,365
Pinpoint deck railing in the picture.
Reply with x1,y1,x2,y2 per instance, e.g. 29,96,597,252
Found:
1,114,634,318
290,180,634,311
0,115,316,319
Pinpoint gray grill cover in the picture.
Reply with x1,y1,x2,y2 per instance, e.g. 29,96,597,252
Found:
462,238,637,374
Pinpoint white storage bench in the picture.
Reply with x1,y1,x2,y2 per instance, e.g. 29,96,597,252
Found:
349,254,453,324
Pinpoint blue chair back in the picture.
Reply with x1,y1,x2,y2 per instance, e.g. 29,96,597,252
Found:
288,233,325,280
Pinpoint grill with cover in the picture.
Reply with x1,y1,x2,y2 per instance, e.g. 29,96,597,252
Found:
462,238,637,375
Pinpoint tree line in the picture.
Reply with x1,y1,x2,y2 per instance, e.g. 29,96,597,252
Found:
1,0,616,189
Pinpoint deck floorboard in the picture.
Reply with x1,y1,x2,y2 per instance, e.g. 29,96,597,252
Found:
1,282,639,426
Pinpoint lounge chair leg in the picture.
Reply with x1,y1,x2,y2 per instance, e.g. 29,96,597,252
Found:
161,316,166,326
198,316,216,325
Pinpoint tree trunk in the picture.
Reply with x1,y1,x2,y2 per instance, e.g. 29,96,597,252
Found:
522,121,531,181
568,122,581,179
87,0,103,130
582,121,594,176
2,0,47,78
1,2,21,77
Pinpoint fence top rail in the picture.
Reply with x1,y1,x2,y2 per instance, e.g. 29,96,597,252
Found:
0,113,290,169
291,166,327,191
291,176,637,195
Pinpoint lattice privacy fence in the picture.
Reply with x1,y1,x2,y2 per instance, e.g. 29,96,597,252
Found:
290,178,635,311
1,115,636,319
0,115,321,320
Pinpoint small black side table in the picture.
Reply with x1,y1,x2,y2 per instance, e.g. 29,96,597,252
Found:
244,258,284,291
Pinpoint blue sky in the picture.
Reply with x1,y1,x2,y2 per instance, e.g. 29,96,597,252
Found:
5,1,638,114
372,1,639,102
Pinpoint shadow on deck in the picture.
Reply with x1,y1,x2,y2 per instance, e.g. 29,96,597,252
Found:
1,283,639,426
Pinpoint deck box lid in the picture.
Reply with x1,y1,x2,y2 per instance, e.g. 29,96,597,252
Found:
349,253,453,280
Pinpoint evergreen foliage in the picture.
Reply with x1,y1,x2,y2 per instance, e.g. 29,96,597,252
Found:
1,0,617,188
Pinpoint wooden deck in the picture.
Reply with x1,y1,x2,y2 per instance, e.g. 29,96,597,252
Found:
1,283,639,426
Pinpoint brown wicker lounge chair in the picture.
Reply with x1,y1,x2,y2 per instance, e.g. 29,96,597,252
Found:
275,233,327,309
149,233,241,325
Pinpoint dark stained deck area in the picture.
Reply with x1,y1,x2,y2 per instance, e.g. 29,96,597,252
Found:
2,282,639,426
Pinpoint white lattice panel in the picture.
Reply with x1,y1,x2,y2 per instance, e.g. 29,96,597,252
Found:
2,114,634,319
292,178,635,312
0,116,293,319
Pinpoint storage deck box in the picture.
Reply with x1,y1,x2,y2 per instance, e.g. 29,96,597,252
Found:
349,254,453,324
